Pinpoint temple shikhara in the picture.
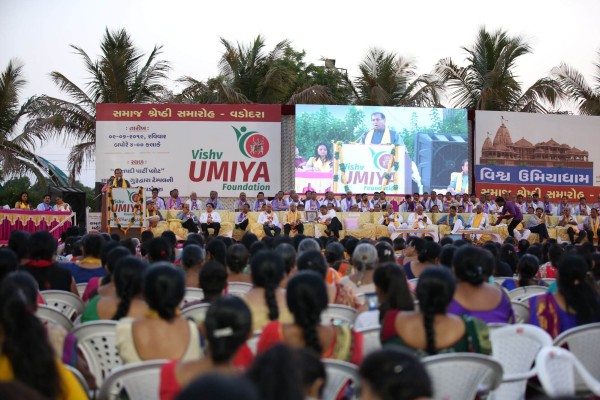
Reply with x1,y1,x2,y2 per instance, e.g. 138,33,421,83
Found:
480,117,593,168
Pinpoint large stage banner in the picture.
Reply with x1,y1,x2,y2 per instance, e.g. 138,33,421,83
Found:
96,104,281,198
295,105,468,194
475,111,600,201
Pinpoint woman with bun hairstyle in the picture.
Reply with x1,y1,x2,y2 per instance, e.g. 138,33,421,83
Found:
257,271,364,365
339,242,378,294
243,250,292,331
381,266,490,357
447,246,514,324
159,296,253,400
116,263,202,363
402,236,439,280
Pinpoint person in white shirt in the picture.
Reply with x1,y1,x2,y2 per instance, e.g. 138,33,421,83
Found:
465,204,491,242
554,196,573,217
480,193,497,215
574,197,591,216
52,195,71,212
406,205,438,241
322,191,341,212
558,207,585,244
177,203,200,233
316,204,342,238
420,192,434,212
185,191,202,211
235,203,251,231
36,194,52,211
258,203,281,236
340,191,357,212
199,202,221,237
379,204,407,239
148,188,166,210
583,207,600,245
233,192,248,212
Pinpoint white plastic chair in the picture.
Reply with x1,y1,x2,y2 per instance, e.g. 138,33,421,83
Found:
554,322,600,392
182,302,211,324
40,290,85,320
227,281,253,297
541,278,555,285
494,277,508,285
355,325,381,356
321,304,357,326
98,360,166,400
423,353,503,400
36,304,74,332
65,363,91,398
511,301,530,324
181,287,204,307
72,321,121,387
489,324,552,400
508,286,548,302
76,282,88,298
322,359,360,400
536,346,600,397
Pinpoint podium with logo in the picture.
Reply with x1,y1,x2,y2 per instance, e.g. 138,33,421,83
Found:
101,187,145,238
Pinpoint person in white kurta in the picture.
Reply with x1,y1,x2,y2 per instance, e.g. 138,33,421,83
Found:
379,204,407,240
406,205,438,242
257,203,281,237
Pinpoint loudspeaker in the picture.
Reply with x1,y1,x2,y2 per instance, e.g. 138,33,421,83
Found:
48,186,87,229
414,133,467,191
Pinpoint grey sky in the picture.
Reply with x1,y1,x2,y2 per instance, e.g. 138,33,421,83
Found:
1,0,599,186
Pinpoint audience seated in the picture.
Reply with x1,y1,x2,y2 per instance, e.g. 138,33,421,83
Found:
180,244,205,288
339,242,378,294
226,244,252,283
501,254,546,291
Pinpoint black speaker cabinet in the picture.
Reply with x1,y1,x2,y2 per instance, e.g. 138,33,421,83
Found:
414,133,468,192
47,186,87,229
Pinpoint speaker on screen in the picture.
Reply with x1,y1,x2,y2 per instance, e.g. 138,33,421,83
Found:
415,133,467,191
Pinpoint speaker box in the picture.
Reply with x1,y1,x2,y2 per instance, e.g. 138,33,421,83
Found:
414,133,468,191
48,186,87,230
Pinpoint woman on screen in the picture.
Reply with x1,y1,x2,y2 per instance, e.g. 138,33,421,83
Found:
303,142,332,172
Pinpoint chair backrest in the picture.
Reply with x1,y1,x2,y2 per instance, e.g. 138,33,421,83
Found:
322,359,360,400
423,353,503,400
554,323,600,392
494,277,507,285
98,360,166,400
65,363,91,397
76,282,88,298
72,321,121,387
508,286,548,302
321,304,357,326
227,281,253,297
541,278,555,285
355,325,381,356
36,304,74,332
246,330,262,355
511,301,530,324
40,290,85,320
181,287,204,307
182,302,211,324
536,346,600,397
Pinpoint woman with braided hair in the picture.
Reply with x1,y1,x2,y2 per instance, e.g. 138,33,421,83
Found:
257,271,364,365
243,250,292,331
381,266,490,357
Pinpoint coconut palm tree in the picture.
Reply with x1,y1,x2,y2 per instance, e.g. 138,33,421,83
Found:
552,51,600,115
436,26,562,112
353,47,445,107
24,28,170,179
0,60,47,183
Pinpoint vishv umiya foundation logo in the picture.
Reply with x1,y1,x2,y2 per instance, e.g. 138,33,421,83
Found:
233,126,270,158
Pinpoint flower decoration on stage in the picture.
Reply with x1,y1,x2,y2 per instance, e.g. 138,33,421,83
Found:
107,186,144,235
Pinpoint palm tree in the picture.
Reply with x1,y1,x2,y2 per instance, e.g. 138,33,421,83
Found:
353,48,445,107
24,28,170,179
552,51,600,115
436,27,562,112
0,60,47,183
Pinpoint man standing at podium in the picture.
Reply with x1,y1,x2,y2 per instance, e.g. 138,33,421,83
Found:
107,168,131,188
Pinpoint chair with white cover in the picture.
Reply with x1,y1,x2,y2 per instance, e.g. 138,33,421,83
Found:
536,346,600,397
72,321,121,387
355,325,381,356
76,282,88,298
423,353,503,400
322,359,360,400
321,304,357,326
508,286,547,302
511,301,530,324
40,290,85,320
489,324,552,400
36,304,74,332
181,287,204,307
98,360,167,400
65,363,91,398
227,281,253,297
182,302,211,324
553,323,600,392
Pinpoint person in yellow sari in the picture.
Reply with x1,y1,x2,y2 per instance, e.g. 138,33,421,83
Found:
14,192,30,209
304,142,332,172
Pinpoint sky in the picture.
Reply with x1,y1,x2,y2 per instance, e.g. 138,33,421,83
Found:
1,0,600,187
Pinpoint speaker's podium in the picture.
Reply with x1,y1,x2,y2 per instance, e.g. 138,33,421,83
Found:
101,187,145,239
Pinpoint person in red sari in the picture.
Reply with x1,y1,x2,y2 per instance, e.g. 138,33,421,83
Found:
257,271,363,365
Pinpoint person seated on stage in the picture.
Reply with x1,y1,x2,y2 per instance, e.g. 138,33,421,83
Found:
253,191,267,212
380,204,407,238
554,196,572,216
430,204,440,214
340,190,356,212
457,205,465,213
322,191,341,212
283,202,304,237
258,203,281,237
52,195,71,212
14,191,31,209
459,192,474,213
372,203,382,213
146,200,163,228
525,207,550,243
479,193,497,215
359,193,371,212
234,192,248,212
166,188,182,210
379,191,389,210
398,194,415,212
349,203,360,212
316,204,342,238
296,201,306,212
419,192,433,212
199,203,221,237
447,159,469,195
436,206,465,235
271,190,289,211
185,191,202,212
288,191,301,207
441,192,456,212
303,142,333,172
177,203,200,234
583,207,600,245
542,194,553,216
467,204,490,229
36,194,53,211
148,188,166,210
558,207,585,245
407,205,434,233
205,190,223,210
575,196,591,216
235,203,251,231
304,191,320,211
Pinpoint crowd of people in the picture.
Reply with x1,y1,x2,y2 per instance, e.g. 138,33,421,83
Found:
1,215,600,399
